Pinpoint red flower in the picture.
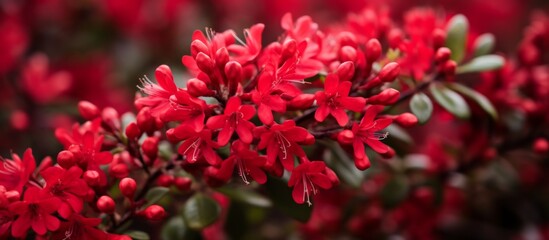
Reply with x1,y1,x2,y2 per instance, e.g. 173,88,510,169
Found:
288,161,334,206
136,65,178,118
398,39,434,80
349,108,392,170
252,71,288,125
42,166,89,218
216,140,267,184
171,126,221,165
163,90,208,131
50,214,108,240
255,120,313,171
228,24,264,64
0,148,36,193
206,97,256,146
315,74,366,126
9,187,61,237
21,54,72,104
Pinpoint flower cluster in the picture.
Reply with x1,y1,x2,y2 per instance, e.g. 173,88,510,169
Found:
0,4,529,239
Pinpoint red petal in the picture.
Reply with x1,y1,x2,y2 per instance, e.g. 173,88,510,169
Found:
315,104,330,122
11,213,31,237
340,97,366,112
366,139,389,154
236,122,253,144
258,104,274,125
353,140,365,160
337,80,352,96
217,126,233,146
206,115,227,129
44,214,60,231
291,180,305,204
324,74,339,95
224,97,241,114
331,108,349,126
310,173,332,189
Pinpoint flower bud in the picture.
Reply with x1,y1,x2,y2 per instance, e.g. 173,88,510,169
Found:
337,32,358,47
215,47,230,69
367,88,400,105
84,170,100,186
337,130,354,144
190,40,209,58
443,60,457,76
365,38,382,62
432,29,446,49
533,138,549,154
78,101,100,120
336,61,355,81
110,164,129,179
355,157,371,171
156,174,174,187
339,46,357,63
143,205,166,221
85,189,95,202
378,62,400,82
287,94,315,109
174,177,192,191
196,52,215,74
97,196,115,214
102,107,121,130
225,61,243,95
394,113,418,128
303,134,315,145
125,122,141,140
119,178,137,199
187,78,214,97
57,150,76,169
142,137,159,160
136,107,156,135
435,47,451,63
165,128,178,142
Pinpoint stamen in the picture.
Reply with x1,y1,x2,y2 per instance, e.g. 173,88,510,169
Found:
237,158,250,184
369,132,389,140
183,138,202,162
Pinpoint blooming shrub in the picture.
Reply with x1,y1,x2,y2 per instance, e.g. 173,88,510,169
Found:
1,1,549,239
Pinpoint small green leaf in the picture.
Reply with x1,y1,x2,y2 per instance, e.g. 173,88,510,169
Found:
216,187,272,208
125,230,150,240
473,33,495,57
447,82,498,119
264,177,312,222
144,187,170,207
445,14,469,62
182,193,221,230
410,92,433,124
429,83,471,119
457,55,504,74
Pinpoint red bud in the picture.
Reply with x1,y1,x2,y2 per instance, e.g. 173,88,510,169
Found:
196,52,215,73
378,62,400,82
156,174,174,187
57,150,75,169
187,78,214,97
136,107,156,135
394,113,418,128
435,47,451,63
365,38,382,62
190,40,208,58
125,122,141,140
387,29,403,48
119,177,137,199
443,60,457,76
97,196,115,214
174,177,192,191
367,88,400,105
143,205,166,221
337,31,358,47
84,170,100,186
102,107,120,130
336,61,355,81
432,29,446,49
78,101,100,120
339,46,357,63
215,47,230,69
142,137,159,160
110,164,129,179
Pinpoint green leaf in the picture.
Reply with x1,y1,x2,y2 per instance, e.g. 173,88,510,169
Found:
429,83,471,119
380,175,409,209
216,187,272,208
447,82,498,119
161,217,187,240
144,187,170,207
457,55,504,74
445,14,469,62
473,33,495,57
410,92,433,124
182,193,221,230
125,230,150,240
264,177,312,222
